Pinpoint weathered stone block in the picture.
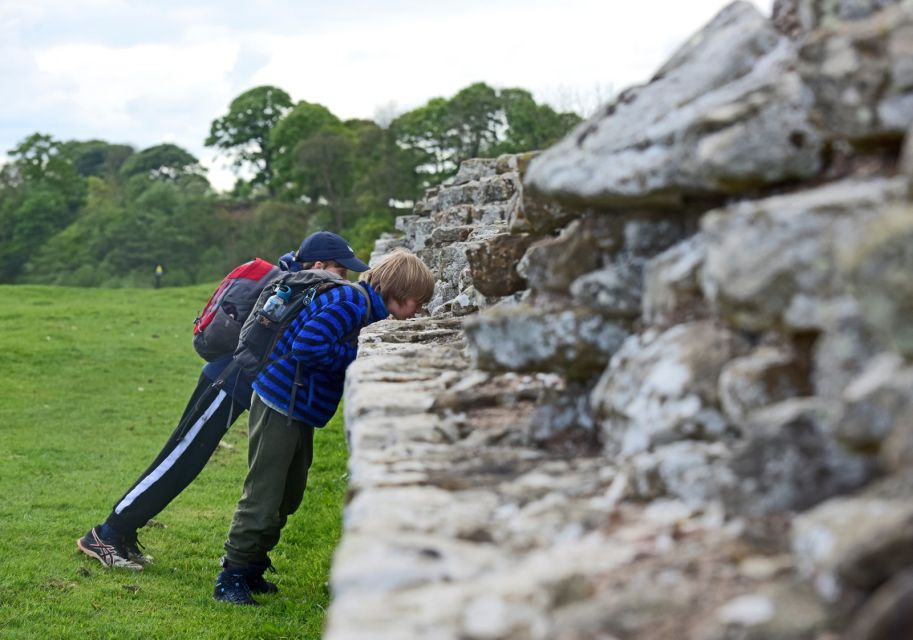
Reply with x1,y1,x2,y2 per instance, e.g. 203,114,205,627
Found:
792,495,913,601
844,204,913,356
835,353,913,452
643,233,707,325
797,0,906,33
799,3,913,141
431,204,473,228
452,157,498,185
527,382,598,452
517,216,621,294
626,441,736,508
525,2,823,208
718,345,810,421
812,296,881,399
723,399,873,516
569,261,643,319
592,321,750,457
701,177,906,331
463,305,628,380
430,225,473,246
464,233,531,297
621,214,697,258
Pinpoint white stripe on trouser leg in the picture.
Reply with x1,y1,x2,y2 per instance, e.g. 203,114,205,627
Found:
114,390,228,515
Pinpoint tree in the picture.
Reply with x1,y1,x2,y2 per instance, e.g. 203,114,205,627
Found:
495,88,583,154
390,97,454,185
8,133,85,209
268,101,341,199
446,82,502,161
61,139,135,180
205,86,293,193
392,83,583,190
347,119,421,211
0,133,86,281
120,143,205,183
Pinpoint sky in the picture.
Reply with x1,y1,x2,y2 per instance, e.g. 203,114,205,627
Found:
1,0,774,191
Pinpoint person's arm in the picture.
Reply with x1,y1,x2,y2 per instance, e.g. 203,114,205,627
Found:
290,296,362,372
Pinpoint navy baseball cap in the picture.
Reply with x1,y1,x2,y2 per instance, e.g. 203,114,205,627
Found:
296,231,369,272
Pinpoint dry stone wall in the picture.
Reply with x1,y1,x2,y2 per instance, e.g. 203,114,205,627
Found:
325,1,913,638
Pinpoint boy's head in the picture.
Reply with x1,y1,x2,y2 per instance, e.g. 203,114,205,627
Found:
296,231,369,275
359,249,435,320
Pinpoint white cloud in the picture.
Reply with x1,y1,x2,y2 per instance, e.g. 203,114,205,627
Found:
0,0,774,190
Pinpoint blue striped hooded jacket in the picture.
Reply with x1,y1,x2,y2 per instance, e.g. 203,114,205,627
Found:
252,281,387,427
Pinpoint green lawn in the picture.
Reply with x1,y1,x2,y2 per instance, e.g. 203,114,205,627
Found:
0,285,349,639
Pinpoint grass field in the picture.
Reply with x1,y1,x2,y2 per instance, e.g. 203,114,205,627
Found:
0,284,349,639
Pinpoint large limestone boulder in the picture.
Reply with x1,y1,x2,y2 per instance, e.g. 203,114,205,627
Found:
799,3,913,142
591,321,750,457
525,2,823,208
463,305,628,380
701,177,906,331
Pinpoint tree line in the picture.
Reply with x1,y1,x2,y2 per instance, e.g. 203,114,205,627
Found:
0,82,581,287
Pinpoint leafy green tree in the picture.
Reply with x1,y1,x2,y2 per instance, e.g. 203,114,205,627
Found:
120,143,205,182
0,134,86,281
241,200,313,262
294,125,356,230
7,133,86,209
61,140,135,180
446,82,502,161
495,88,582,154
269,100,342,199
206,86,293,193
347,119,422,211
391,83,582,190
391,97,453,183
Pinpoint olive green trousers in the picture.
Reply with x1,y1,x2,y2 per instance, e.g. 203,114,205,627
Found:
223,393,314,565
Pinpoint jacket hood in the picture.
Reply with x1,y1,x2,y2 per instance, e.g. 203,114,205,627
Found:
277,251,302,272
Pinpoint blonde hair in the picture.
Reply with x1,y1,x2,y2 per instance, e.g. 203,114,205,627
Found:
360,248,435,306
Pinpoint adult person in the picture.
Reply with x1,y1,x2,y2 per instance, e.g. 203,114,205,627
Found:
77,232,370,570
213,249,435,605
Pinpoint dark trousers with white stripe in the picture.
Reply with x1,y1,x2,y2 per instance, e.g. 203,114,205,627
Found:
105,374,246,533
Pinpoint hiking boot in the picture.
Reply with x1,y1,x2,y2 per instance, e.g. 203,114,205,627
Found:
246,558,278,594
213,569,258,606
122,531,153,566
77,526,143,570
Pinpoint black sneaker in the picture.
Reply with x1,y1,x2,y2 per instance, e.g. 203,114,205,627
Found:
123,531,154,566
213,570,258,605
77,526,143,570
246,559,278,594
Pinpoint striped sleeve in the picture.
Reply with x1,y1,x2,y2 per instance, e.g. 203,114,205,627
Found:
290,289,362,372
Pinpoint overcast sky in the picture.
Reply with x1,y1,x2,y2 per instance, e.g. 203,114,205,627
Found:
1,0,773,190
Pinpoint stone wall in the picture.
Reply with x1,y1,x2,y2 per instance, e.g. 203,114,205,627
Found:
325,1,913,638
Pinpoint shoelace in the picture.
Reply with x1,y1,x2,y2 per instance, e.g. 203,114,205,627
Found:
122,532,146,557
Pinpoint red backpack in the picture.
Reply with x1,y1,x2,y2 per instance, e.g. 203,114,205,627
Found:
192,258,279,362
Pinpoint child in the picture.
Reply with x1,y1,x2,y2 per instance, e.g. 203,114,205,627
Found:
213,249,435,605
77,232,370,570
